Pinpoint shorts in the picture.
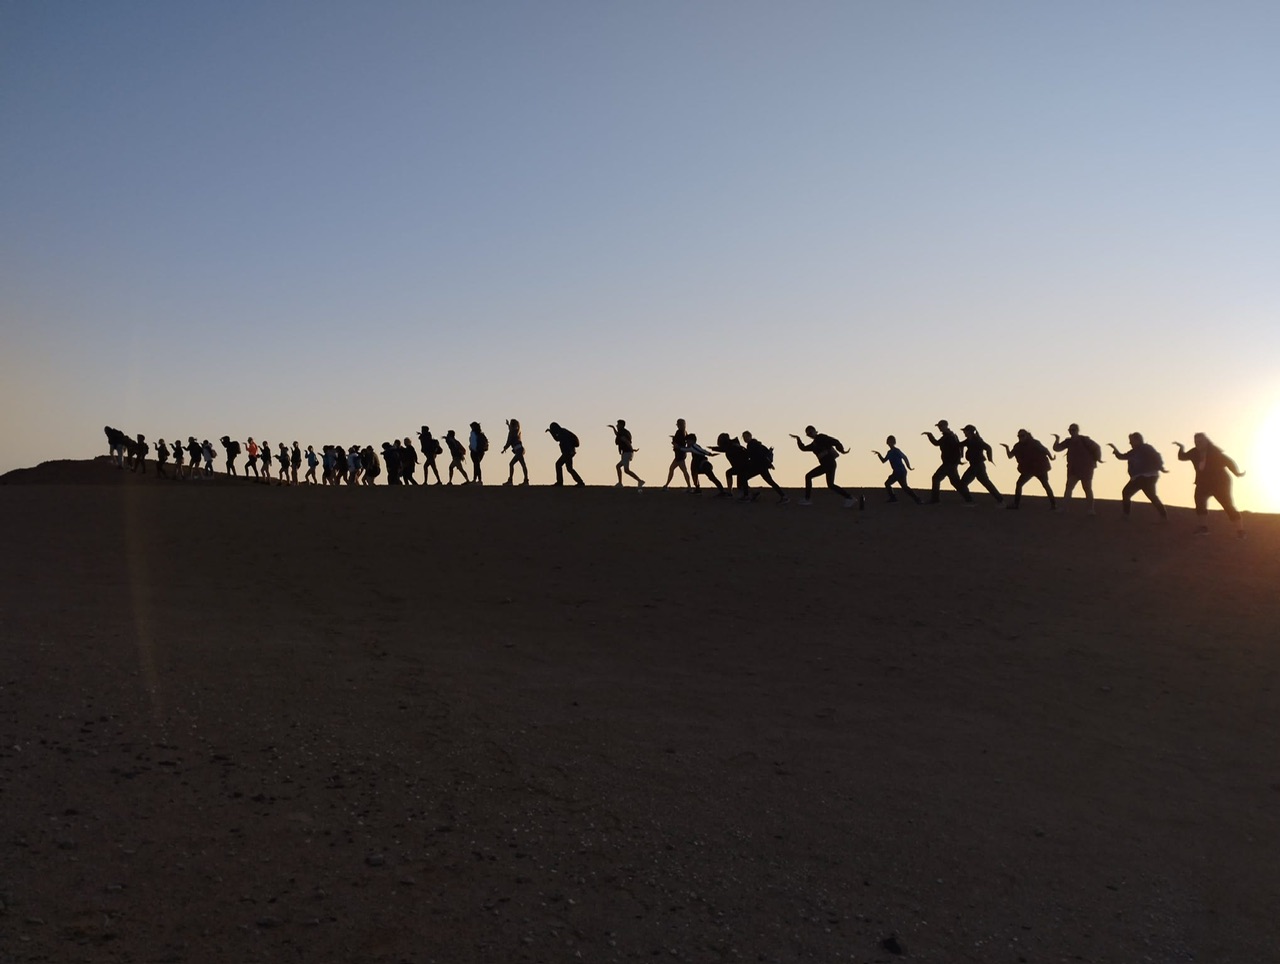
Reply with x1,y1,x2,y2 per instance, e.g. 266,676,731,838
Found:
619,451,633,466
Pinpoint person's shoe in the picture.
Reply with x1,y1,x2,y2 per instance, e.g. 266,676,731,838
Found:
637,480,645,489
503,480,512,486
520,479,529,486
575,480,585,487
614,482,624,488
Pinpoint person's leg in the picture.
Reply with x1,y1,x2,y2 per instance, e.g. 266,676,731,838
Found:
803,465,823,501
555,455,566,485
566,456,583,485
705,467,724,493
884,473,898,501
1037,471,1056,508
1215,484,1244,535
823,463,852,501
615,459,624,486
1010,472,1030,508
1194,485,1210,532
898,472,922,504
1081,473,1095,514
1140,477,1167,518
930,465,946,502
518,455,528,484
1121,478,1138,515
760,469,788,502
976,465,1003,502
948,467,973,502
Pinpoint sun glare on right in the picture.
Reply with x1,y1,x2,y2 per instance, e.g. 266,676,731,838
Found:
1251,404,1280,513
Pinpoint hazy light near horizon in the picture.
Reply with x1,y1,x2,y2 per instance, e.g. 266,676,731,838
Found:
0,3,1277,511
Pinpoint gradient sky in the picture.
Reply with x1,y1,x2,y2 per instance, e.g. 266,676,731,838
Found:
3,2,1278,508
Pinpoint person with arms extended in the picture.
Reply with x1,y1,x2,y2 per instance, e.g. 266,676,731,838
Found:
1052,423,1103,514
922,420,973,505
546,422,584,486
1174,433,1246,536
444,430,470,484
790,425,857,507
872,436,922,504
1001,429,1056,510
1109,432,1168,521
664,418,692,489
957,424,1003,504
609,419,645,489
502,419,529,486
155,437,170,479
740,430,789,504
400,438,419,484
684,433,725,494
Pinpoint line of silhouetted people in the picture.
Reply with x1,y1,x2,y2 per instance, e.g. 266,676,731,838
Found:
102,417,1248,535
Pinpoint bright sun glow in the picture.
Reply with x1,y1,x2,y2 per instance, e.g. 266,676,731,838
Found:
1252,405,1280,513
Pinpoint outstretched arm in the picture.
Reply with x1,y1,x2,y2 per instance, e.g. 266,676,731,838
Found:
1000,442,1013,459
1051,434,1069,452
872,450,886,462
1227,455,1246,477
922,432,939,446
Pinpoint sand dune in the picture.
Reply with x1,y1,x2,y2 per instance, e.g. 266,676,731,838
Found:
2,458,1277,962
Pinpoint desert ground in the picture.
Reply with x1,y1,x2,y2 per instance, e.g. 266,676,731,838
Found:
1,458,1277,963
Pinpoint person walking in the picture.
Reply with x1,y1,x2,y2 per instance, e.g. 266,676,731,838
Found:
172,439,186,479
958,424,1004,504
1174,433,1246,536
872,436,922,503
502,419,529,485
1001,429,1056,510
155,438,170,479
418,426,443,484
684,433,725,494
444,430,470,484
740,431,789,503
790,425,857,507
304,445,319,484
664,418,692,489
1052,423,1103,514
219,436,240,476
400,438,419,484
546,422,584,486
277,442,290,484
291,442,302,485
187,437,204,479
246,437,260,477
922,420,973,504
609,419,645,489
1109,433,1168,521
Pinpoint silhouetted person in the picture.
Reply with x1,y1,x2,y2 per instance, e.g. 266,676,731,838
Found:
712,433,749,494
957,424,1003,504
1175,433,1246,536
610,419,645,489
220,436,240,476
418,427,443,484
1052,423,1103,515
246,437,260,477
104,426,127,467
304,445,319,484
202,440,216,477
444,430,470,484
502,419,529,485
546,422,584,486
260,440,272,480
276,442,290,485
791,425,856,507
382,442,401,485
664,418,692,489
469,422,488,484
400,438,419,484
873,436,922,504
347,445,362,485
1109,433,1168,521
171,440,185,478
155,437,170,478
740,431,789,503
187,437,203,479
684,433,725,494
1001,429,1055,510
362,445,381,485
131,433,149,474
922,420,973,504
291,442,302,484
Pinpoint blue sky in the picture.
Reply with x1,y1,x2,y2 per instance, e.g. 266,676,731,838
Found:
2,2,1278,507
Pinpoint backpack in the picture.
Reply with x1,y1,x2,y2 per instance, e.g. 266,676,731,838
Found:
476,432,489,453
563,430,579,449
229,440,242,457
431,438,443,457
